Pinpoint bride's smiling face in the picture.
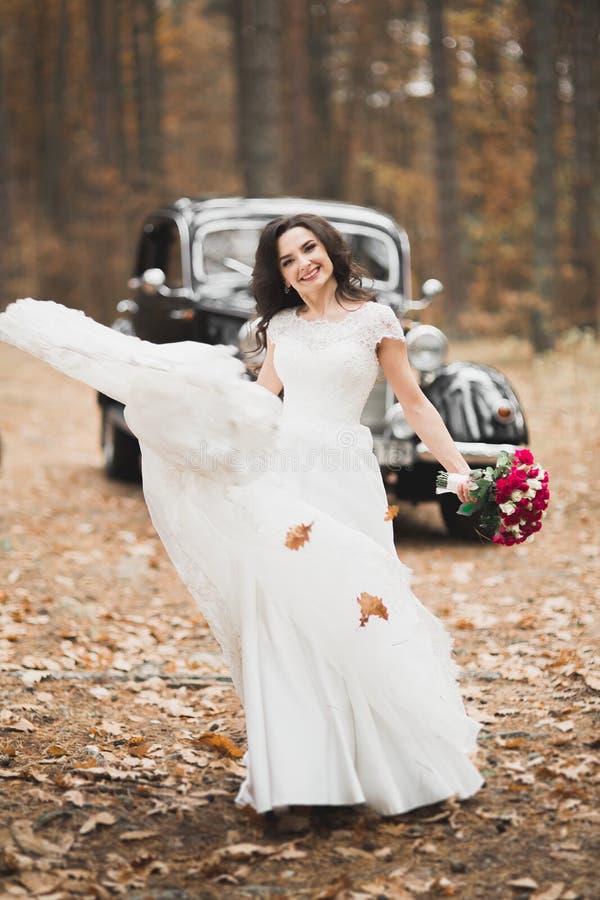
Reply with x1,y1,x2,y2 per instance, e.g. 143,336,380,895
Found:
277,227,335,294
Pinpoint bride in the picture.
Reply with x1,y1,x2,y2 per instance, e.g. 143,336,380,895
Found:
0,212,483,817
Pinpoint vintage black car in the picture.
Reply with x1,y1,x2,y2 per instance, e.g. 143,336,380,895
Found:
98,196,528,538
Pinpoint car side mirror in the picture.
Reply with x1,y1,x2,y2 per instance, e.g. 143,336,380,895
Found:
408,278,444,310
422,278,444,298
136,268,167,295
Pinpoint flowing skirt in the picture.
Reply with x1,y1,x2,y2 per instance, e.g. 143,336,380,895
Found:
0,299,484,815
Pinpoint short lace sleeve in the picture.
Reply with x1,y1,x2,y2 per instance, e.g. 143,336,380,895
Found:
266,309,290,344
371,304,405,350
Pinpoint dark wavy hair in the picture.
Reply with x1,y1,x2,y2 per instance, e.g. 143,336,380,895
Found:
250,213,376,354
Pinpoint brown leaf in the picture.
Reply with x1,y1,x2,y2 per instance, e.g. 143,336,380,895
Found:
6,716,35,733
531,884,565,900
99,719,123,736
219,842,280,859
507,877,539,890
119,830,158,841
9,820,70,857
79,811,117,834
314,876,352,899
357,591,389,628
194,733,245,759
127,742,150,758
581,671,600,691
384,504,400,521
361,879,413,899
270,841,307,861
284,521,314,550
62,789,85,807
17,870,65,894
431,876,458,896
45,744,68,757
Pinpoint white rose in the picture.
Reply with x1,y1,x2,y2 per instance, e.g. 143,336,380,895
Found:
527,479,542,491
511,491,523,502
500,501,516,515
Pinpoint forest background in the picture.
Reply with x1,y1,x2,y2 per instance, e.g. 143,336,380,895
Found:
0,0,598,351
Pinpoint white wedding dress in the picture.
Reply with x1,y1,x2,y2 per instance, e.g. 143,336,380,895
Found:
0,297,484,816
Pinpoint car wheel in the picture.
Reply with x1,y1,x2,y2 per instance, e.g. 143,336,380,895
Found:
101,409,140,482
439,494,491,542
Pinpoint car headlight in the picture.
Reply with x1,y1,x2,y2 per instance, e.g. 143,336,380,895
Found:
384,403,415,440
406,325,448,373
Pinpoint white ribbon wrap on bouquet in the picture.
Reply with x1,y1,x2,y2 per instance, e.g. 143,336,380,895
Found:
436,472,471,495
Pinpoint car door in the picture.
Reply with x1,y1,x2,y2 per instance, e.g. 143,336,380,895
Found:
132,214,195,342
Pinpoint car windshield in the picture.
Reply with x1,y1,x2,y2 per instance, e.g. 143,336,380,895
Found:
192,220,400,289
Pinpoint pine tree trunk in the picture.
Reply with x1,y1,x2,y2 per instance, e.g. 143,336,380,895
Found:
107,0,128,178
530,0,558,351
426,0,466,319
143,0,164,176
131,0,152,178
282,0,313,195
232,0,282,196
0,32,11,287
572,0,600,329
47,0,70,224
87,0,112,164
307,1,340,198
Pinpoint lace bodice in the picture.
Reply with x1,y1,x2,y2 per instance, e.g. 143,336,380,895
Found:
268,301,405,428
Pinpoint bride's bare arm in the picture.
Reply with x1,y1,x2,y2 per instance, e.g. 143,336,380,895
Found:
378,337,472,501
256,336,284,396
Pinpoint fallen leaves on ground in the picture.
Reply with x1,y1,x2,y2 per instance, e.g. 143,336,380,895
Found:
0,338,598,897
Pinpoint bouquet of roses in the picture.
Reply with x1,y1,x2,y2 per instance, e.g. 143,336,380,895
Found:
436,448,550,545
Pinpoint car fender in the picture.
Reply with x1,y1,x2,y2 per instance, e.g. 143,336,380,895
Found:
423,361,528,444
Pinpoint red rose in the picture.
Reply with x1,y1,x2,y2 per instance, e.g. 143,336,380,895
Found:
514,448,534,465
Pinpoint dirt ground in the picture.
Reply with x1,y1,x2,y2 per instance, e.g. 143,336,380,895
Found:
0,335,598,900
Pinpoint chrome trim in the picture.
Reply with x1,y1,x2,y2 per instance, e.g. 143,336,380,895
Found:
416,441,522,464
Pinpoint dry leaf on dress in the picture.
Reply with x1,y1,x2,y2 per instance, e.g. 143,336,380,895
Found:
384,504,400,521
284,521,314,550
194,732,245,759
357,592,389,628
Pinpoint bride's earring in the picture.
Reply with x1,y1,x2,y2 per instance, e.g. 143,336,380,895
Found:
284,284,290,294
